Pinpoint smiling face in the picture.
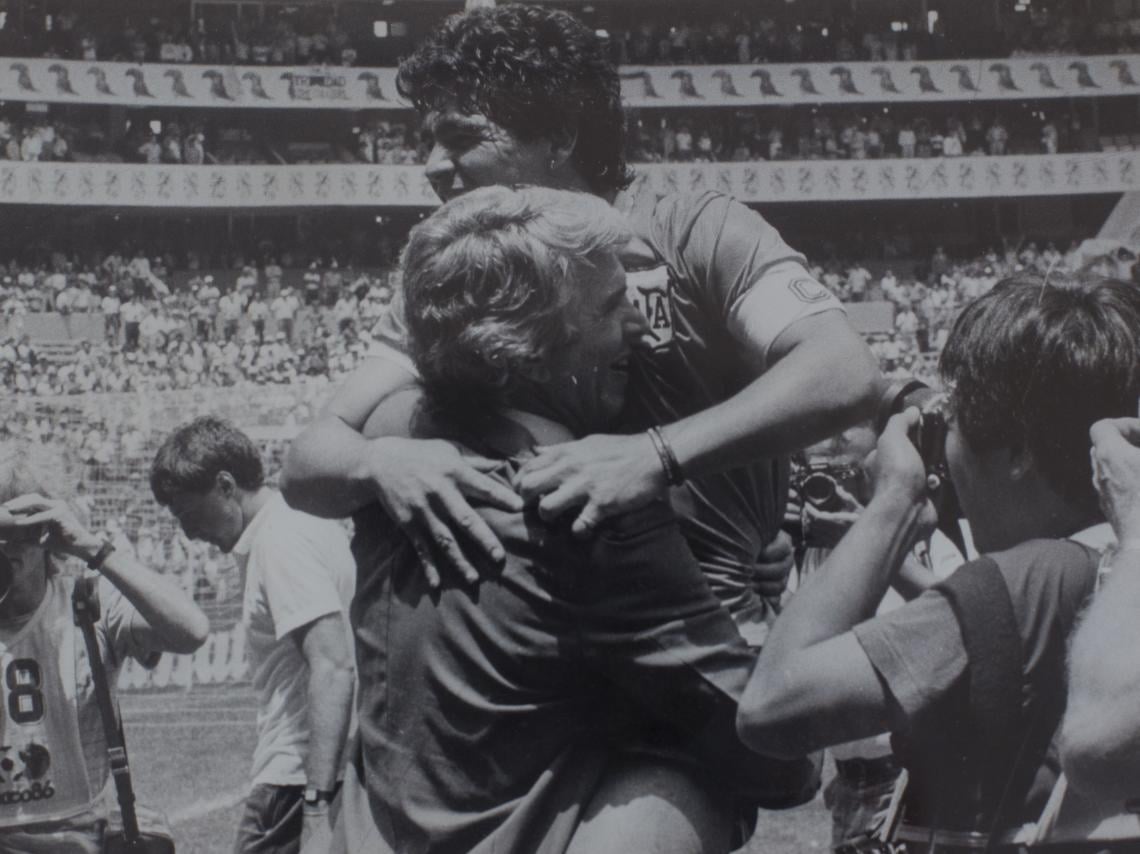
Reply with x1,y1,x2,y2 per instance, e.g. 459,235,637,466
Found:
535,250,640,433
421,107,558,202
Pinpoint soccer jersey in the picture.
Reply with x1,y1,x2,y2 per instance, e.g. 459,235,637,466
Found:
371,192,842,629
0,574,159,830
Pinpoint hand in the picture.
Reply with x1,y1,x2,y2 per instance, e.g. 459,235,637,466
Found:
1,494,101,561
301,802,334,853
868,408,930,504
753,530,795,598
365,437,524,587
514,433,668,537
1090,418,1140,546
868,410,938,543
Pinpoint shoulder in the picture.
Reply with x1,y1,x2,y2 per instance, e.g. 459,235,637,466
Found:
249,496,352,565
986,538,1098,629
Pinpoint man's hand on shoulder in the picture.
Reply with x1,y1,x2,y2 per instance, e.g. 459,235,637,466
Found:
1091,417,1140,547
365,436,523,586
514,432,668,538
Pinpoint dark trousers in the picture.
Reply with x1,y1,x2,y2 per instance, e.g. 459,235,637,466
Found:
233,783,302,854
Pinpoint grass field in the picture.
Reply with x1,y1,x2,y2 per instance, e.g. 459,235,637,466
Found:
122,685,833,853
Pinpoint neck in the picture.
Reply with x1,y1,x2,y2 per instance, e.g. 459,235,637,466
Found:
985,481,1102,552
239,486,274,530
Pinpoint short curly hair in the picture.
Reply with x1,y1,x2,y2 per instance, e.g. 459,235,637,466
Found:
402,185,630,414
940,272,1140,508
397,4,631,196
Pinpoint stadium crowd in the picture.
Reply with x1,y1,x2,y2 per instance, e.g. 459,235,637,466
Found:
628,107,1099,163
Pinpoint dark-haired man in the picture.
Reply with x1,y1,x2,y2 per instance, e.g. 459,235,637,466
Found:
738,273,1139,849
282,3,882,645
151,417,356,854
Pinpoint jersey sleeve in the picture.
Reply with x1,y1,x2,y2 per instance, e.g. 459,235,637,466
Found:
257,517,352,641
852,587,968,727
97,576,162,669
649,192,843,368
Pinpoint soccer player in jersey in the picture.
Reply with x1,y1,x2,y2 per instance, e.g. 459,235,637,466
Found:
282,3,882,645
0,442,208,854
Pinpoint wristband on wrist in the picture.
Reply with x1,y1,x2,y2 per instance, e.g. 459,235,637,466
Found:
647,426,686,487
86,539,116,571
303,785,335,807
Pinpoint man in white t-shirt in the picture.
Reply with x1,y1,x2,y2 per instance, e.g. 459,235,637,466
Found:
271,288,300,344
151,417,355,854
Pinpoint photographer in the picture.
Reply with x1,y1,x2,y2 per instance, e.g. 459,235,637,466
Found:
0,441,209,853
738,273,1139,849
1061,417,1140,801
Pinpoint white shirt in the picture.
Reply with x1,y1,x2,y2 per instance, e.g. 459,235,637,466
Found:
232,493,355,788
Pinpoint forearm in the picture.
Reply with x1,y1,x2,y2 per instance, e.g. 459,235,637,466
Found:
765,487,924,658
90,546,210,654
663,335,882,479
1062,548,1140,799
304,659,355,790
281,415,382,518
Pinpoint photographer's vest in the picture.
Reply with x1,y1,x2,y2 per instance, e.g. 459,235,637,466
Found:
891,542,1100,845
0,577,110,827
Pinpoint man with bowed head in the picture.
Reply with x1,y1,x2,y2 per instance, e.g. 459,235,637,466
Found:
343,184,817,854
150,418,356,854
281,3,882,644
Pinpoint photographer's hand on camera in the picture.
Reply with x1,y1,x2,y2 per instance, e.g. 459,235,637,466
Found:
869,409,939,547
801,484,863,550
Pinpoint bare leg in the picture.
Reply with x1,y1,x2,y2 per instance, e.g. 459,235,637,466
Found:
566,757,733,854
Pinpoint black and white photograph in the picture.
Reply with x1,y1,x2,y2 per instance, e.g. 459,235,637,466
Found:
1,1,1139,852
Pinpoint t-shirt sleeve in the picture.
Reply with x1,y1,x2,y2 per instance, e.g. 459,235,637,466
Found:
852,586,968,727
97,576,162,670
258,518,351,641
653,192,843,367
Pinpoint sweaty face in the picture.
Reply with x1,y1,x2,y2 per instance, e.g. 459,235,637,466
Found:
421,107,556,202
168,485,244,553
538,251,641,434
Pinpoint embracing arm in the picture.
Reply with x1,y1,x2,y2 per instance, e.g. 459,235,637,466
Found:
281,355,418,519
737,411,931,758
666,309,881,479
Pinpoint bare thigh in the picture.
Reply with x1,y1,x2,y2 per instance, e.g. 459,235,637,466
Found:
566,757,733,854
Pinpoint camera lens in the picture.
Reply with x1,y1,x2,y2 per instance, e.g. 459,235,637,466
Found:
801,472,842,511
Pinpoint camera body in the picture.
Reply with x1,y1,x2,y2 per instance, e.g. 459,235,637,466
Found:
792,462,862,513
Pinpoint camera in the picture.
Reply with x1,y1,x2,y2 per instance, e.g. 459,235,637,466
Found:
793,462,861,513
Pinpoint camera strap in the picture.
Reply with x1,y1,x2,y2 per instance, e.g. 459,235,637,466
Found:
71,575,144,847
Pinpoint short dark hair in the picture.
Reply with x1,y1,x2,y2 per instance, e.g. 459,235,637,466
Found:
397,4,631,196
940,272,1140,508
150,416,264,506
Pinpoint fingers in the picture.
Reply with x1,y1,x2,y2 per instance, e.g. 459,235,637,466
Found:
1091,418,1140,454
513,457,569,501
434,481,506,568
453,465,523,514
406,533,442,589
570,502,603,539
2,494,53,515
417,507,480,586
536,479,588,523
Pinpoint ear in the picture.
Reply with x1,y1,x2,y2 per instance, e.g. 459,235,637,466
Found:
548,125,579,171
215,470,237,496
1006,443,1035,481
